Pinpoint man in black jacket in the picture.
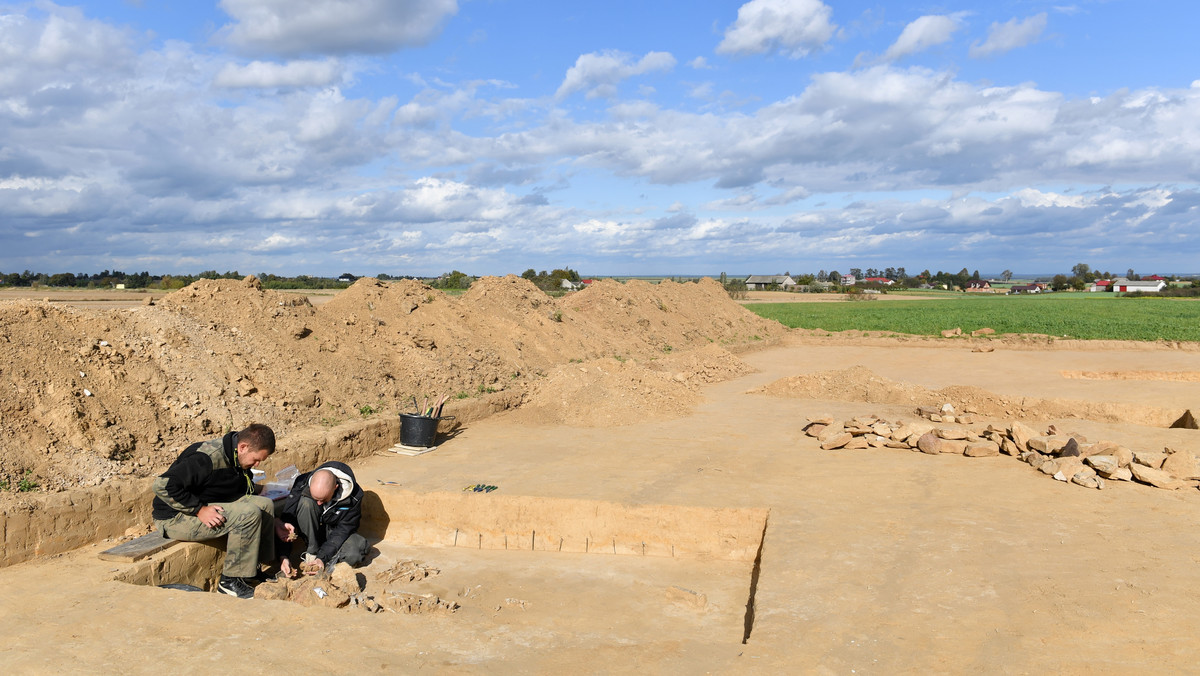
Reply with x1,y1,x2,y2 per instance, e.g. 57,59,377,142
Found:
152,423,285,599
277,461,369,577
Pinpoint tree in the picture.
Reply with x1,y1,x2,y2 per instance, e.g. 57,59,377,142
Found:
1001,269,1013,281
1051,274,1070,291
816,270,827,282
849,267,863,279
521,269,537,280
1071,263,1091,279
828,270,841,287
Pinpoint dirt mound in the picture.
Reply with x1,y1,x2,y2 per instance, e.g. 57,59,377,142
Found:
512,357,701,427
0,276,781,492
753,366,1189,427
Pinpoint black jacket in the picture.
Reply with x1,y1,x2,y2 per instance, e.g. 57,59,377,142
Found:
152,432,253,521
280,461,364,563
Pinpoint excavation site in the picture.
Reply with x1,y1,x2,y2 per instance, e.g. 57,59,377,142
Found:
3,277,1200,673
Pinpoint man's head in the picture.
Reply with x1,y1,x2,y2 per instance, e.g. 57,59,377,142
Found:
309,469,338,505
235,423,275,469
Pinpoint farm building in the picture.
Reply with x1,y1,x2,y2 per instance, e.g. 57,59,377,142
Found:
745,275,797,290
965,280,993,293
861,277,895,285
1113,280,1166,293
1090,280,1113,292
1008,284,1041,294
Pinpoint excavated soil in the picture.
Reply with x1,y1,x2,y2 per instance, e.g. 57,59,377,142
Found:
0,276,781,493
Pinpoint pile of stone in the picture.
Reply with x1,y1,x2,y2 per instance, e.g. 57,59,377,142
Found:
803,409,1200,492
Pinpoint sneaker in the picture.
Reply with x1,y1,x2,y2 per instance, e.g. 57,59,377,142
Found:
217,575,255,599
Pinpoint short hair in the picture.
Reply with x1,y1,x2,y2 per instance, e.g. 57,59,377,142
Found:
239,423,276,454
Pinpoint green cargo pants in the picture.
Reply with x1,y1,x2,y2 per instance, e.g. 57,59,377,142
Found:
155,495,276,578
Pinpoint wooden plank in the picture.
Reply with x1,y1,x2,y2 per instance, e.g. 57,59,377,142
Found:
98,532,179,562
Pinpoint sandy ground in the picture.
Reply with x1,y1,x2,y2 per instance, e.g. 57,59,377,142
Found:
3,335,1200,673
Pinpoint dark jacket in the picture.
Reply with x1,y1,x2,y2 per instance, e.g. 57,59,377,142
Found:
152,432,253,521
280,461,364,564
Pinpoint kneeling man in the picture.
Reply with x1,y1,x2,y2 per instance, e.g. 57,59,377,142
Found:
278,461,368,577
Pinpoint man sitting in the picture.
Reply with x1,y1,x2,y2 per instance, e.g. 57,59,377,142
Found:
277,461,369,577
152,423,288,599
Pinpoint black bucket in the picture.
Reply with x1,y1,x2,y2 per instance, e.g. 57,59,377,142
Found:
399,413,453,447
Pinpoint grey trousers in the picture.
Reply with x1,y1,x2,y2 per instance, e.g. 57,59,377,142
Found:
289,495,369,566
155,495,276,578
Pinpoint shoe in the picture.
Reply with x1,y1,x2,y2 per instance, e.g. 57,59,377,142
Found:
217,575,255,599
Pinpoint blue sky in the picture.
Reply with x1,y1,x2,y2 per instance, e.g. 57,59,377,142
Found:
1,0,1197,278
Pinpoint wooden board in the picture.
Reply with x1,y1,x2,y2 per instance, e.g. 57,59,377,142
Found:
98,532,179,562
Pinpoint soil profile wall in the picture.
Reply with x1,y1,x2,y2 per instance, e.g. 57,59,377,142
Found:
362,489,769,562
0,418,400,569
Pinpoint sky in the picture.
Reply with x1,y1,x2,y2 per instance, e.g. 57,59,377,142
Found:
1,0,1198,278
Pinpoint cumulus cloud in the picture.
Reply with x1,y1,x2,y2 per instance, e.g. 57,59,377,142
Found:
213,59,344,88
882,15,962,62
970,14,1047,58
717,0,836,58
555,50,676,100
217,0,458,57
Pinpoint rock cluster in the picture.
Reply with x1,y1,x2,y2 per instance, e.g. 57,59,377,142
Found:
803,409,1200,492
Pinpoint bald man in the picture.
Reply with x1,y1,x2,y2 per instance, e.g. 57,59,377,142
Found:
277,461,368,577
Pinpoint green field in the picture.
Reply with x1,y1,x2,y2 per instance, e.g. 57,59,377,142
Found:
744,294,1200,342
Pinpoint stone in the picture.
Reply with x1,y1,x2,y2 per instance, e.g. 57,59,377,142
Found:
844,436,870,450
1113,446,1134,468
1085,456,1119,475
1008,421,1040,451
866,434,886,448
1129,463,1186,489
1084,440,1120,458
971,345,996,352
1028,436,1069,455
936,428,968,440
820,432,853,450
1057,438,1081,458
1001,438,1021,456
807,415,835,426
1071,472,1104,490
917,432,943,455
1042,457,1085,478
940,328,962,337
964,441,1000,457
871,423,892,437
817,424,847,443
885,440,910,449
957,414,974,424
1161,448,1199,480
804,423,828,438
1105,467,1133,481
1132,451,1167,469
971,327,996,336
940,403,956,414
940,439,969,455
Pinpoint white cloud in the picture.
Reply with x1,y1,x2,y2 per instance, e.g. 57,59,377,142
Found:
555,51,676,100
217,0,458,57
213,59,344,88
970,14,1047,58
689,56,711,69
882,15,962,62
717,0,836,58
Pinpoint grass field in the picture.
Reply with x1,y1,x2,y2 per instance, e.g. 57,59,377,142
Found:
744,293,1200,342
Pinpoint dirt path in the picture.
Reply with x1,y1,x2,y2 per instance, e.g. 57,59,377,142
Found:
3,337,1200,672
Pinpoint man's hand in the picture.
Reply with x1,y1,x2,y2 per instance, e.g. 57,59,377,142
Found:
302,558,325,576
274,518,296,542
197,505,225,529
280,557,297,579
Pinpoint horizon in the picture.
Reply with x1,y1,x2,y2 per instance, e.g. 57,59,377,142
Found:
2,1,1198,276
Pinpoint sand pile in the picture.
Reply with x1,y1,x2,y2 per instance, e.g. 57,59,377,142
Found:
0,276,783,491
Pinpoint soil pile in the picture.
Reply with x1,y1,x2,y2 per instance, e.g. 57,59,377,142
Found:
0,276,783,492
